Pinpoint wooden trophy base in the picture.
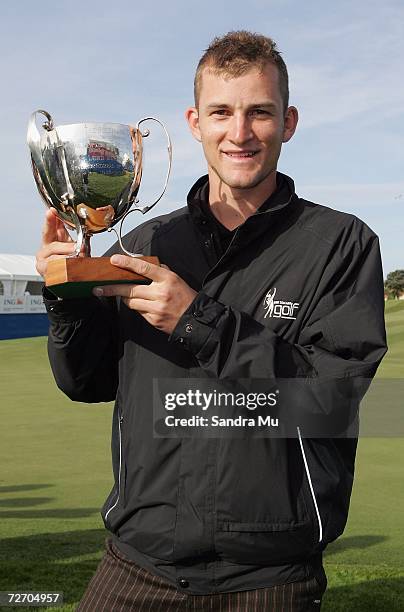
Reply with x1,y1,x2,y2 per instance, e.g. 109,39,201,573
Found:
45,256,159,299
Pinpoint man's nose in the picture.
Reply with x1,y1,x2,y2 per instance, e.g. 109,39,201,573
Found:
228,115,253,144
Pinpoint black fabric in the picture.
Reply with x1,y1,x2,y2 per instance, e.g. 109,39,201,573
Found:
43,171,387,595
195,179,235,258
77,537,326,610
188,172,291,260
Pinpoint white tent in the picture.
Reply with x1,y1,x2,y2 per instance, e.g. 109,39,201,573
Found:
0,254,43,296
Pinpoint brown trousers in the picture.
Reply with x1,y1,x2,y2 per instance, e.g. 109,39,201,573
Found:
77,539,325,611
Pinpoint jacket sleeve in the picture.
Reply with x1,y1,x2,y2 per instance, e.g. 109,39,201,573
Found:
45,289,119,403
43,232,142,404
169,224,387,434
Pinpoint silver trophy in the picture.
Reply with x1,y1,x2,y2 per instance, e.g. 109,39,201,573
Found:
27,109,172,297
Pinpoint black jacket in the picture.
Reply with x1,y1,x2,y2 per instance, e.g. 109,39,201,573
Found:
44,173,387,595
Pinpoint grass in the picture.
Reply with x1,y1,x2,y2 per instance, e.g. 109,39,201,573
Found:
376,300,404,378
0,301,403,610
87,171,133,206
0,337,112,611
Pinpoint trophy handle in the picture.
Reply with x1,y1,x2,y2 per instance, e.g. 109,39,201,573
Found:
112,117,172,257
133,116,172,214
27,110,61,209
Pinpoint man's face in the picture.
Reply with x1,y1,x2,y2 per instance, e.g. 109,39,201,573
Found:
186,64,297,193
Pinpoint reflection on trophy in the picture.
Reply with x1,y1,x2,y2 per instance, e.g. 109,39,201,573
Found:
27,110,172,298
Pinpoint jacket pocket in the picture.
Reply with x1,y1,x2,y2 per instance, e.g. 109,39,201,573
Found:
215,518,316,565
102,406,126,532
102,462,127,532
296,427,324,545
214,438,319,564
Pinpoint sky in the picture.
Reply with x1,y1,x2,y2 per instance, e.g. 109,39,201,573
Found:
0,0,402,277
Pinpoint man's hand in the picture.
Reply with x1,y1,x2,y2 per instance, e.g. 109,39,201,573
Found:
36,208,88,280
93,255,197,335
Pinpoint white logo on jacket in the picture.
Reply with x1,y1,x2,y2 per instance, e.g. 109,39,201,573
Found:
263,288,299,320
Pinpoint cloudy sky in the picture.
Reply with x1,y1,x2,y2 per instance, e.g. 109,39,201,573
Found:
0,0,402,276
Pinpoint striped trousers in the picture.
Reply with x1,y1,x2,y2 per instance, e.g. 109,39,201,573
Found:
77,539,325,611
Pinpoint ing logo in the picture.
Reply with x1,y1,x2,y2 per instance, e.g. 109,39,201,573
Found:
263,288,300,320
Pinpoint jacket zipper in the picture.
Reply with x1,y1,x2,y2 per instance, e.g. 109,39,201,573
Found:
202,195,321,545
297,426,323,543
201,227,241,288
201,193,294,288
104,412,124,523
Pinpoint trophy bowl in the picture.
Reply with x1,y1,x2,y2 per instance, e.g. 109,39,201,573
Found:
27,110,172,298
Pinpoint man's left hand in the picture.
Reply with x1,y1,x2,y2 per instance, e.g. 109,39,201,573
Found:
93,255,197,335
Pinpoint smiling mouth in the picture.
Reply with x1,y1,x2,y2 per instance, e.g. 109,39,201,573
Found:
224,151,259,158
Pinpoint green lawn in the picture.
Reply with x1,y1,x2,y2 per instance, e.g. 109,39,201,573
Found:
86,171,132,206
0,301,403,610
377,300,404,378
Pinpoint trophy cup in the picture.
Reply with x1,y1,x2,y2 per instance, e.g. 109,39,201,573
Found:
27,109,172,298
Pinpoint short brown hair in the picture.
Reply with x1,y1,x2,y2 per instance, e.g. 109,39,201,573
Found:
194,31,289,112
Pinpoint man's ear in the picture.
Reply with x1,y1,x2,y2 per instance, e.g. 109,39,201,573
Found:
185,106,202,142
282,106,299,143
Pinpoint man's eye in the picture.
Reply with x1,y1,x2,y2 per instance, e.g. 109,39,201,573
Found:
251,109,271,116
212,109,229,116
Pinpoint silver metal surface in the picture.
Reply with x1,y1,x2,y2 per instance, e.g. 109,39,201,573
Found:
112,117,172,257
27,110,172,257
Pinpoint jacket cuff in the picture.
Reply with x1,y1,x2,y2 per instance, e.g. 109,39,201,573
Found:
42,286,98,321
169,292,227,355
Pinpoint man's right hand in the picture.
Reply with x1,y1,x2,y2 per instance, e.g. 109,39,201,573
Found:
36,208,87,280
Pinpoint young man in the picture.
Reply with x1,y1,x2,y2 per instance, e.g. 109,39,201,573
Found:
36,31,387,611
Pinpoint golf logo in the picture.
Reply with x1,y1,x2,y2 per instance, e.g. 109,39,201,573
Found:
263,287,300,320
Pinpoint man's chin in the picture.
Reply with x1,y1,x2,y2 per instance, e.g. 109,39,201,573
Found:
221,174,270,191
209,164,277,192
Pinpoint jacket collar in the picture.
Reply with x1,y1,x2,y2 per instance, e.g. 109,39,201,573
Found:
187,172,299,253
188,171,297,216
